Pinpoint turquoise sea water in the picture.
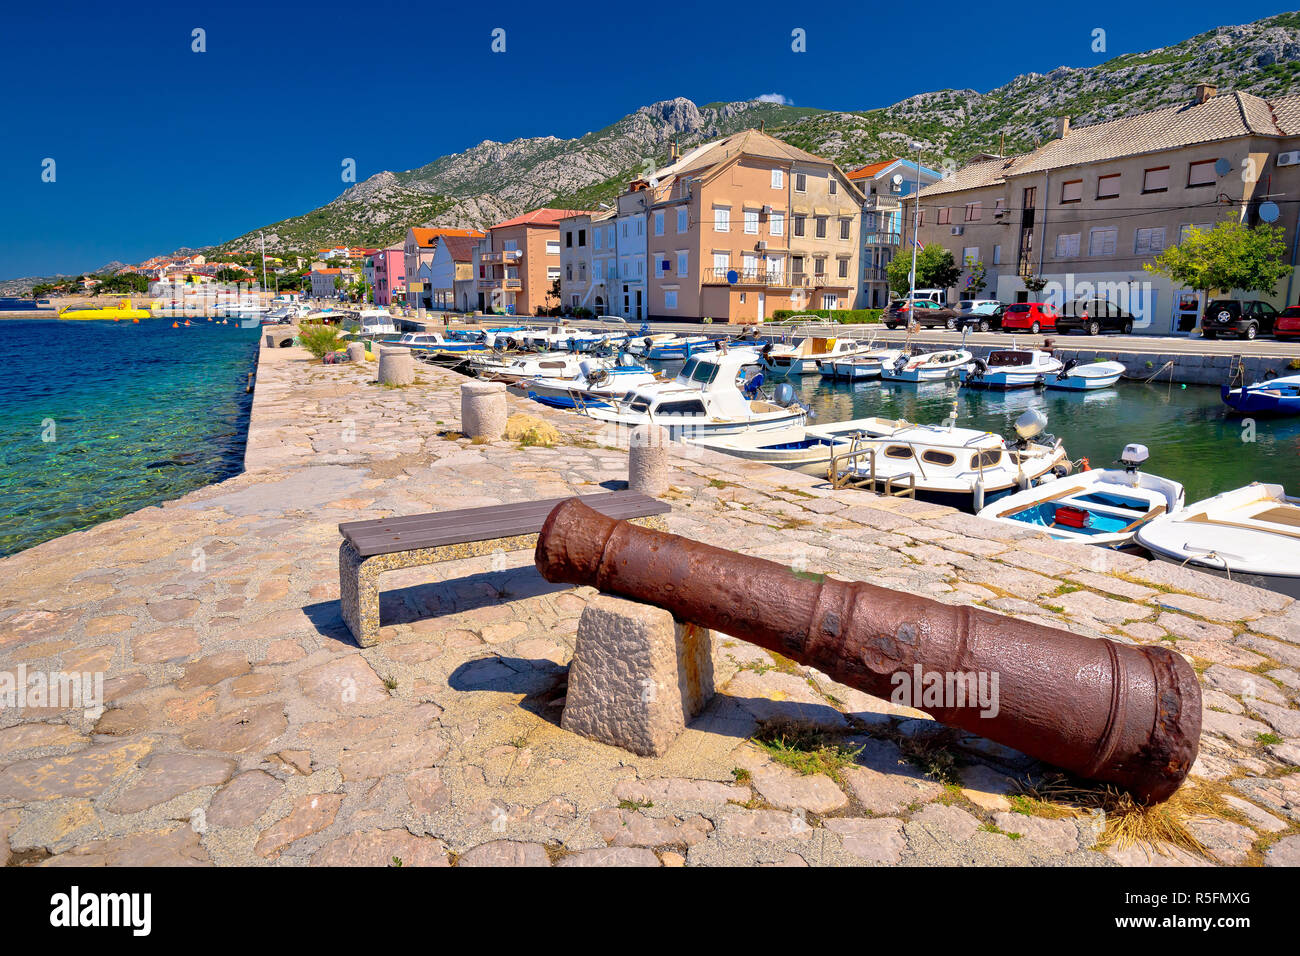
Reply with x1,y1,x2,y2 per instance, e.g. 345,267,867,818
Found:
0,318,260,557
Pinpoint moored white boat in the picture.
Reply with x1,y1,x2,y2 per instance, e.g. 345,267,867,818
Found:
1045,359,1127,391
686,426,851,475
470,353,587,383
820,348,904,381
584,348,806,439
515,359,660,409
1135,483,1300,598
816,409,1069,509
358,310,398,336
960,349,1062,389
880,349,973,383
976,444,1184,548
1220,373,1300,416
763,336,869,376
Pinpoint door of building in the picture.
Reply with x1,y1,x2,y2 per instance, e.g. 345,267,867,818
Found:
635,290,642,319
1174,291,1200,335
757,292,766,322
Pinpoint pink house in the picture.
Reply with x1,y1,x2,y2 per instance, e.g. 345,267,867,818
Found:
372,243,405,305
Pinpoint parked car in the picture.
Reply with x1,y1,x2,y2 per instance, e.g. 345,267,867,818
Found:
1000,302,1059,333
1273,305,1300,340
1057,298,1137,335
956,304,1008,332
1200,299,1279,339
885,299,960,330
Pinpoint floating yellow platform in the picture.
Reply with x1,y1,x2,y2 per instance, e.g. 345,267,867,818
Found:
58,298,153,320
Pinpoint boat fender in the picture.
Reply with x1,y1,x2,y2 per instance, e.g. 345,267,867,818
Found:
972,479,985,512
1078,457,1090,471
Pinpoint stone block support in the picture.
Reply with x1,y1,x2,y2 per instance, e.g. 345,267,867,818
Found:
561,595,714,756
377,347,415,386
628,424,671,497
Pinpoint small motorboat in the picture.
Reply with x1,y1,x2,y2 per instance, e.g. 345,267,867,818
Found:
686,426,852,476
1045,359,1127,391
625,332,678,357
762,336,868,376
358,310,398,336
585,348,806,439
516,358,659,410
1221,373,1300,416
816,408,1069,509
470,353,586,384
1135,483,1300,598
960,348,1062,389
880,349,973,383
388,331,484,354
977,444,1184,548
641,335,717,361
819,348,904,381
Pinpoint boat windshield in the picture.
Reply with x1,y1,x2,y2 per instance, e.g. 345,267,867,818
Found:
679,357,720,385
988,351,1032,366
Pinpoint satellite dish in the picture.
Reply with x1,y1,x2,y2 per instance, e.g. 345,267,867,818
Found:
891,173,904,186
1260,201,1280,223
649,177,659,188
1214,158,1231,177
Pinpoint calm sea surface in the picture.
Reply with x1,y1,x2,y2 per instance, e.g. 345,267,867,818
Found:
0,318,259,557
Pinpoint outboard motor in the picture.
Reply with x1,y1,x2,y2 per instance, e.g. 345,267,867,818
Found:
773,382,797,407
967,357,988,382
742,371,766,399
891,354,908,373
1010,408,1049,449
617,350,639,368
643,336,655,352
1118,443,1148,475
504,336,518,351
1057,358,1079,380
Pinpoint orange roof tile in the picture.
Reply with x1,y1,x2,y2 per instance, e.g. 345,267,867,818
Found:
409,227,485,247
847,159,897,180
491,208,596,230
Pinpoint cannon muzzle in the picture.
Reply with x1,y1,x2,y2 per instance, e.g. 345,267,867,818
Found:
536,498,1201,803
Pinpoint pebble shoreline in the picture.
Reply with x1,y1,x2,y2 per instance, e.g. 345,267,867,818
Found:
0,342,1297,867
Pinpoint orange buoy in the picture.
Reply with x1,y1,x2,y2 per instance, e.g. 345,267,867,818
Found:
172,321,179,328
132,318,139,323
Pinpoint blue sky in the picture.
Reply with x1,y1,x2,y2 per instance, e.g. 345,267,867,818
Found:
1,0,1292,278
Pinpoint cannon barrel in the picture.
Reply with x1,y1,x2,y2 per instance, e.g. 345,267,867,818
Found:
536,498,1201,803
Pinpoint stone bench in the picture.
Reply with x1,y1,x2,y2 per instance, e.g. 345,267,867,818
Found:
337,492,671,647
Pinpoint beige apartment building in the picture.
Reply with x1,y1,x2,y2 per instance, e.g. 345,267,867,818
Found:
475,209,591,316
558,209,616,313
640,130,865,323
908,86,1300,333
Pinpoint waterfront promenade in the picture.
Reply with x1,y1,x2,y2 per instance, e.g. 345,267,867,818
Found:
0,343,1297,866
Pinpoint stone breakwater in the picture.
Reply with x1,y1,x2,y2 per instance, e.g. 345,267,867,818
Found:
0,343,1297,867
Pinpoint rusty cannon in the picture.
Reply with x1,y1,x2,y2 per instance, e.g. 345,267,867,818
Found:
536,498,1201,803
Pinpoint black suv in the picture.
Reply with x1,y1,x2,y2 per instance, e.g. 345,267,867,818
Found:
1201,299,1278,340
1057,298,1136,335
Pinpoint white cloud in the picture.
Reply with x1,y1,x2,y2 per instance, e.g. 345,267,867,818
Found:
753,93,792,106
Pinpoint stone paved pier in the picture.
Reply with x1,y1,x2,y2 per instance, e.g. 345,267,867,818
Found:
0,343,1297,867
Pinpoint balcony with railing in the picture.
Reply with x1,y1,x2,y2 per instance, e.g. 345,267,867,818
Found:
478,250,522,265
863,265,889,282
478,277,522,291
864,230,903,246
701,266,796,287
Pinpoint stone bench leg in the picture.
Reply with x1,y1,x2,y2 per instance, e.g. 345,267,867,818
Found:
339,540,382,648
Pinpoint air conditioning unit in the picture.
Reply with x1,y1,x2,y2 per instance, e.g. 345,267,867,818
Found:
756,240,768,250
1277,151,1300,167
950,226,965,236
993,209,1006,219
762,204,774,215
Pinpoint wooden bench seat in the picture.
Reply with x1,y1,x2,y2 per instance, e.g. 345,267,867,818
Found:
338,491,671,647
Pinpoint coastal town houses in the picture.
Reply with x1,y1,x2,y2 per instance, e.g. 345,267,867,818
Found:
371,243,404,305
423,233,480,311
558,210,617,313
906,85,1300,333
847,158,943,308
404,227,484,312
309,267,344,298
638,129,866,323
474,208,591,315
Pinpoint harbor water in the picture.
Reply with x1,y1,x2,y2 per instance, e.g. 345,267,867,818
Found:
0,318,260,557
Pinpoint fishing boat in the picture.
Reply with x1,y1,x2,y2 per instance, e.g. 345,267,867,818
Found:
1220,373,1300,416
762,337,869,376
816,408,1069,509
58,298,152,320
686,425,852,476
388,332,484,354
561,328,630,353
880,349,973,383
1044,359,1127,392
819,349,904,381
358,310,398,336
1135,483,1300,598
960,349,1062,389
470,353,588,384
624,331,677,357
976,444,1184,548
515,358,660,410
584,348,806,439
632,334,717,361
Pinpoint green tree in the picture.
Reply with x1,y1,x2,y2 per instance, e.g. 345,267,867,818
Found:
1144,220,1290,303
963,260,988,297
886,244,961,296
214,267,247,283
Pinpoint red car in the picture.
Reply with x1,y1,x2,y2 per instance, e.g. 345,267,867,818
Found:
1275,305,1300,340
1001,302,1059,333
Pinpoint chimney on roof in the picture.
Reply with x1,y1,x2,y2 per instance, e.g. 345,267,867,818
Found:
670,136,679,163
1054,116,1070,139
1195,82,1218,105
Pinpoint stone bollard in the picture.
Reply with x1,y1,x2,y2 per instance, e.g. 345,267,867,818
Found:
628,424,671,497
562,595,714,756
377,346,415,386
461,381,507,441
346,342,366,363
